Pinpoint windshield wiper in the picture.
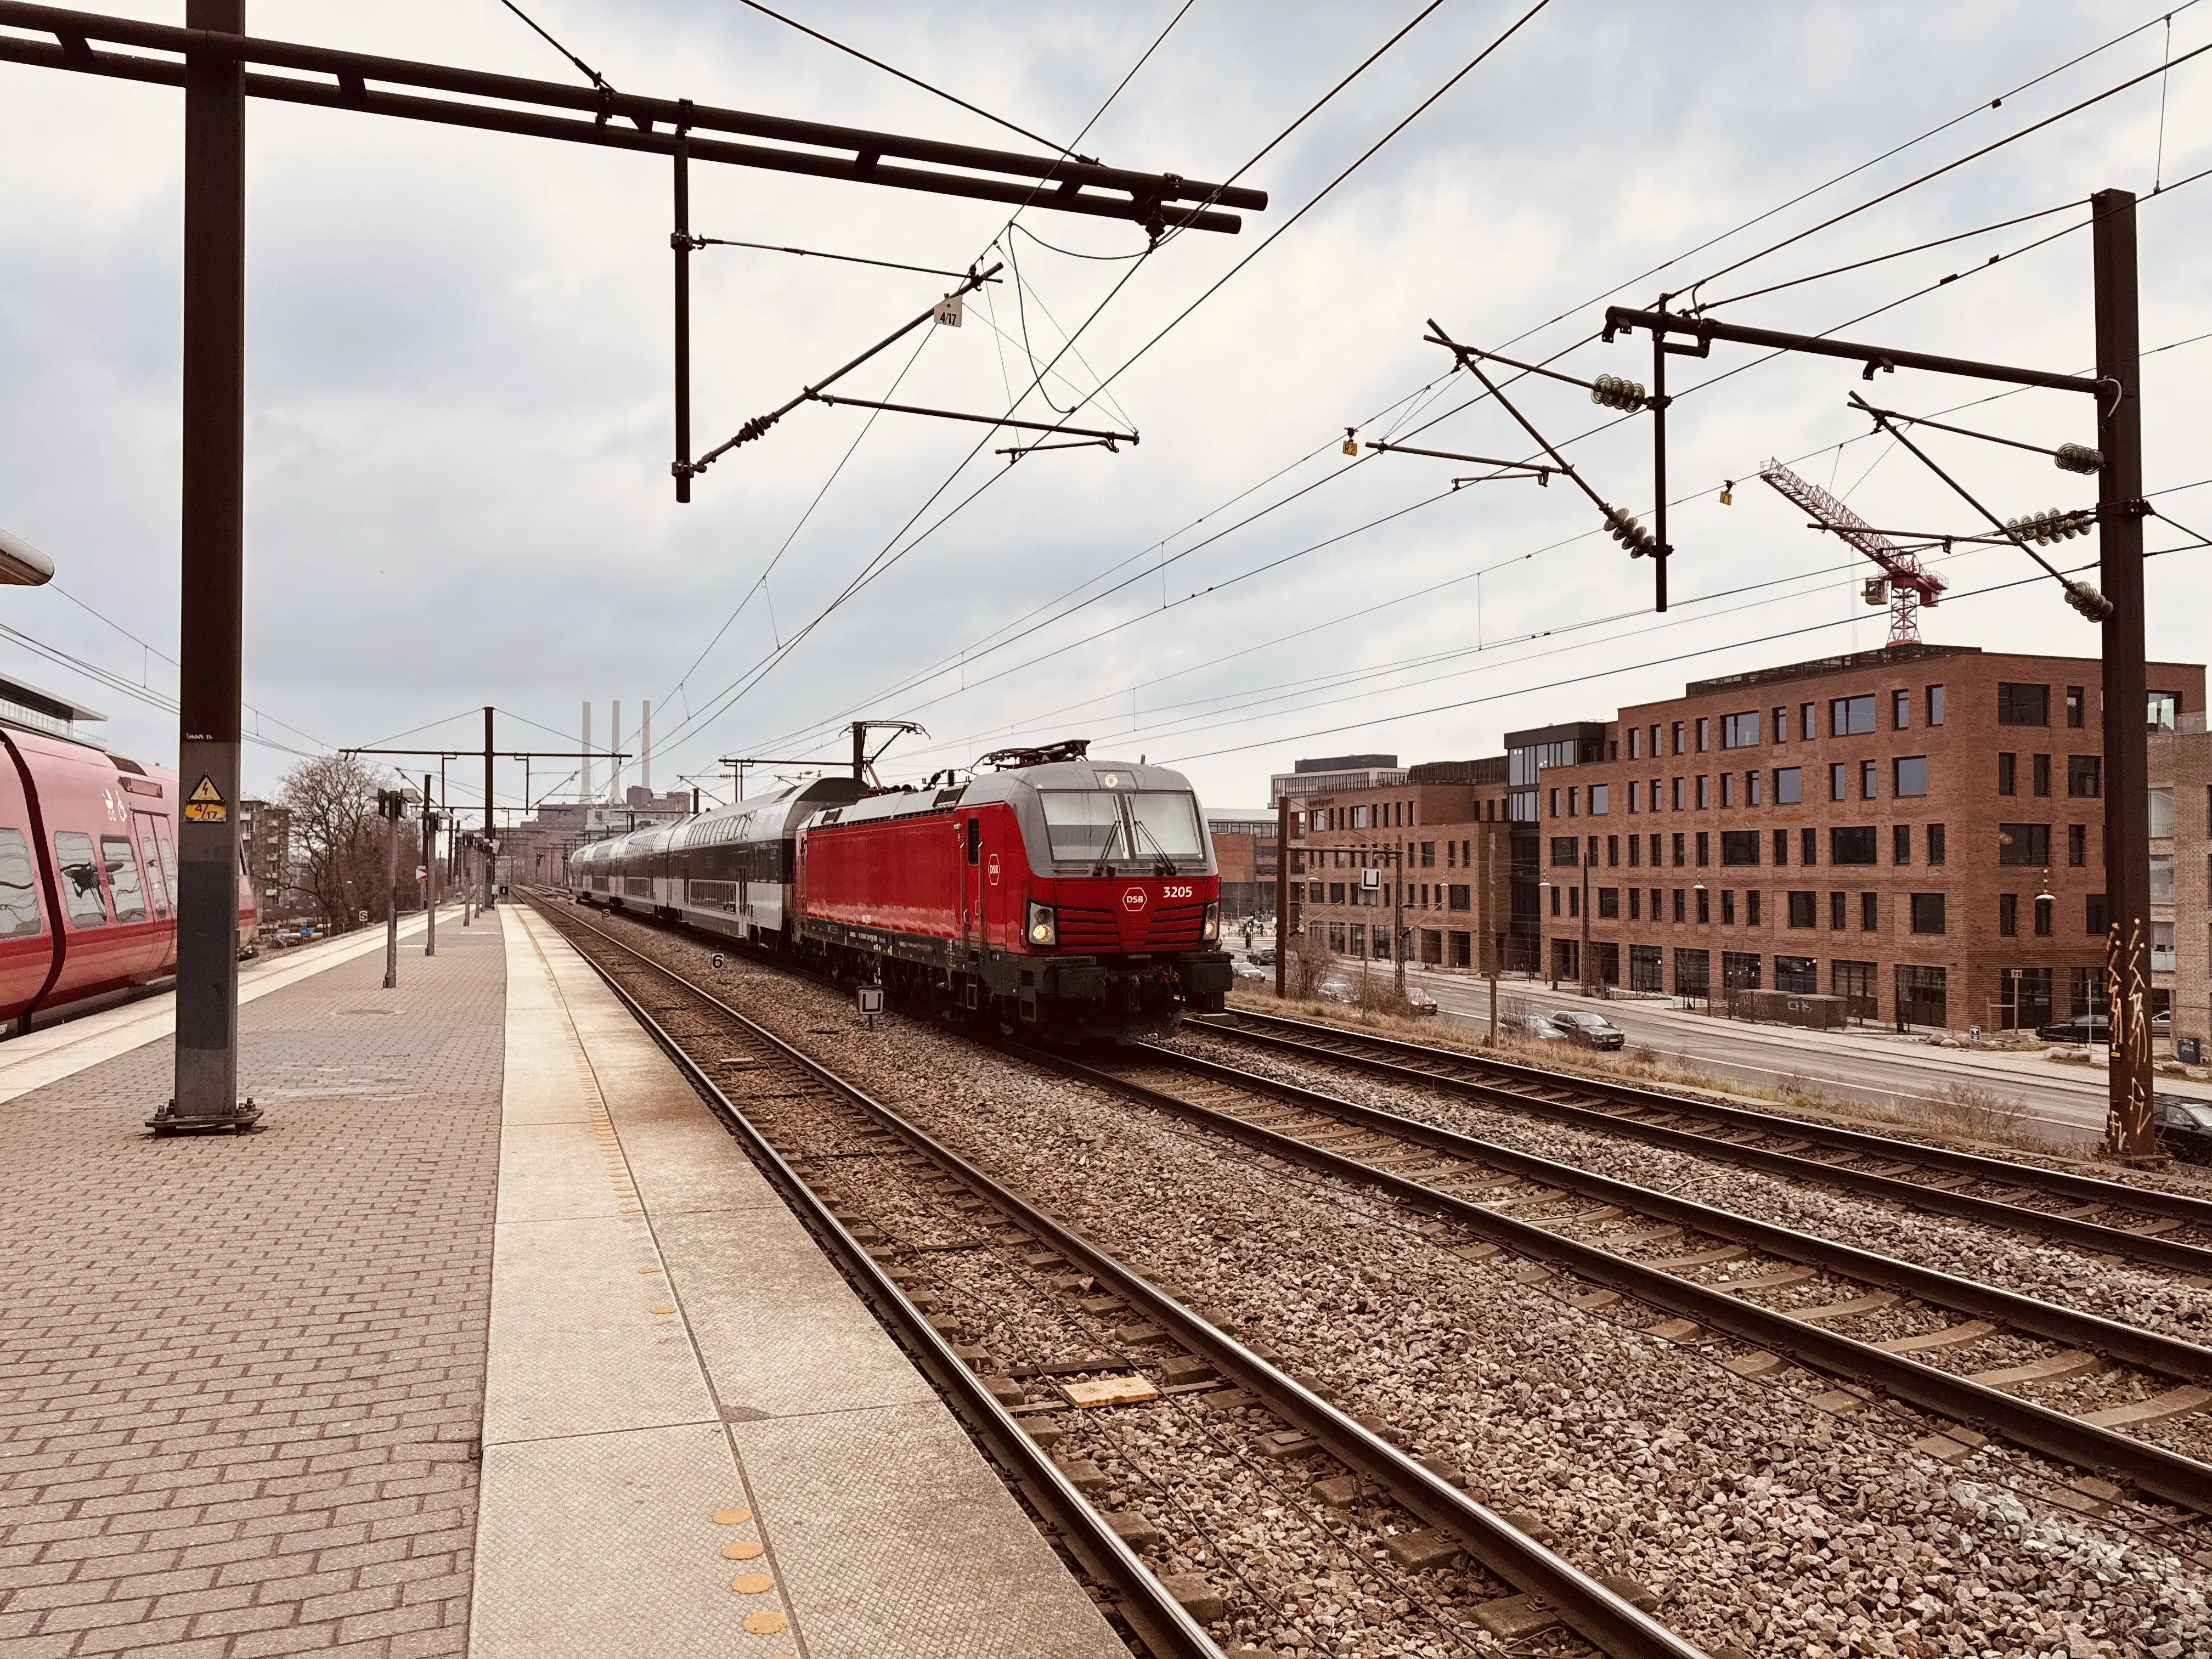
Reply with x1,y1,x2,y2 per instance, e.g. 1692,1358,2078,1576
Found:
1130,814,1179,876
1088,818,1127,877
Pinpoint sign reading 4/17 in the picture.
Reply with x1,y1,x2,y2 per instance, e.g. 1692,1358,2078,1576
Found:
184,774,227,823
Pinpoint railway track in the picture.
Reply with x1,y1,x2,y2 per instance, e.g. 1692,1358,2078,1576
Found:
1191,1008,2212,1280
1051,1039,2212,1523
526,894,1714,1659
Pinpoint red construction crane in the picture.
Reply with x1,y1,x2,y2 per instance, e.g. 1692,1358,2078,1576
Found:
1758,459,1945,644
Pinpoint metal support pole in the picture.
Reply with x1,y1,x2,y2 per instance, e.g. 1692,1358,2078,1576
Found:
673,103,692,503
1392,848,1405,1000
158,0,255,1133
851,720,866,782
2093,188,2154,1160
482,705,496,911
1650,320,1669,613
1275,795,1291,1001
1581,837,1592,995
423,774,436,957
382,797,399,990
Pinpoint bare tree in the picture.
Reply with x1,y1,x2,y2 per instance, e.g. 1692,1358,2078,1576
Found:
279,753,411,931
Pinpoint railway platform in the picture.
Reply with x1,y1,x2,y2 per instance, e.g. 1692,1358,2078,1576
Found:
0,901,1124,1659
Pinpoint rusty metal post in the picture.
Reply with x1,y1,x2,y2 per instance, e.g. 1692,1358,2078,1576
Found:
157,0,256,1133
1274,795,1290,1000
2094,188,2154,1160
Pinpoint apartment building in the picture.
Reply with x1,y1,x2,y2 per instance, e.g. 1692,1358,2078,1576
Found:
1289,758,1514,969
2151,720,2211,1051
1269,753,1407,805
1526,642,2204,1032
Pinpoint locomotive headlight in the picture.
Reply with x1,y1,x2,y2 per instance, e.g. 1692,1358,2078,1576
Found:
1201,901,1220,942
1025,900,1057,946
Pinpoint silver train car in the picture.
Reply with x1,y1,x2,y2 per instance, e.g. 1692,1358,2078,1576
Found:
568,776,865,942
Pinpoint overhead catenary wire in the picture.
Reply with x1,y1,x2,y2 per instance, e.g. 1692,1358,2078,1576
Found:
494,0,615,94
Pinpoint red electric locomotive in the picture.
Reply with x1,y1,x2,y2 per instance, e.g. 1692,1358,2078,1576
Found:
793,741,1233,1039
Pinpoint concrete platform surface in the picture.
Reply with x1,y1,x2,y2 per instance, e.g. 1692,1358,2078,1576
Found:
470,904,1124,1659
0,906,509,1659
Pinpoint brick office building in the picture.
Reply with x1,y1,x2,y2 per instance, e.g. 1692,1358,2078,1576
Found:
1205,807,1279,921
1521,642,2203,1032
1289,758,1515,969
2151,720,2211,1051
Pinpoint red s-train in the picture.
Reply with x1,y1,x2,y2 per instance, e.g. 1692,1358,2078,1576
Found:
0,709,257,1032
569,740,1233,1040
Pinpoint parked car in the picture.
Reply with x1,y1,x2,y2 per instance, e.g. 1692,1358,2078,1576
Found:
1506,1011,1567,1040
1550,1009,1628,1050
2153,1095,2212,1165
1248,947,1277,966
1232,958,1269,982
2038,1014,2110,1044
2152,1009,2172,1037
1316,973,1358,1005
1406,990,1438,1017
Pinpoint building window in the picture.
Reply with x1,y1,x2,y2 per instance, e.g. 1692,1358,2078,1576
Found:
1548,788,1559,818
1747,770,1762,806
2072,964,2105,1017
1774,766,1800,804
1861,891,1879,932
1650,833,1662,866
1697,775,1710,809
2149,690,2179,730
1673,888,1685,922
1830,891,1847,930
2035,895,2054,938
1911,893,1944,934
1449,885,1470,911
1628,726,1640,759
1628,836,1641,868
1695,832,1710,866
1747,890,1762,927
2149,786,2174,838
1801,827,1817,866
1999,892,2018,937
2151,853,2174,905
2153,920,2175,969
1721,888,1735,925
1831,695,1876,736
1569,786,1581,817
1928,823,1946,865
1329,882,1346,904
1773,706,1788,744
1671,721,1685,755
1720,773,1734,808
1551,836,1579,866
1672,833,1685,867
1787,891,1816,928
1997,752,2016,795
1998,682,2050,726
1830,762,1847,802
1598,887,1620,918
1773,828,1789,866
1651,885,1663,920
1721,831,1760,866
1897,964,1948,1026
2066,685,2085,728
1721,711,1760,748
1568,886,1579,918
1892,824,1911,865
1629,887,1641,919
1997,823,2050,866
1927,685,1944,726
1799,701,1816,741
1860,759,1878,800
1833,960,1877,1019
1628,781,1640,814
2068,755,2101,798
1630,944,1662,991
1830,826,1878,865
1420,840,1435,867
1607,835,1620,867
1894,756,1928,798
2032,753,2051,797
1675,948,1709,997
1696,717,1710,752
1549,885,1561,917
2086,892,2107,934
2068,823,2086,866
1695,887,1710,923
1891,689,1910,730
1776,954,1818,993
1672,777,1684,811
1590,785,1609,815
1722,950,1760,990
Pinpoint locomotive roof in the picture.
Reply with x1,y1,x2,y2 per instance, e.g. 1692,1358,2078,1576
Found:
804,757,1197,830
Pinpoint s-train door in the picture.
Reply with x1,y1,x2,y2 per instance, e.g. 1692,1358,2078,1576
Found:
960,814,981,947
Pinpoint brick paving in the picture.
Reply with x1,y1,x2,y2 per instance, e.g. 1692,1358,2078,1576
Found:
0,917,507,1658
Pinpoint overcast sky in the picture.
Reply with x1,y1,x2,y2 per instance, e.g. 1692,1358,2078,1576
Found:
2,0,2205,819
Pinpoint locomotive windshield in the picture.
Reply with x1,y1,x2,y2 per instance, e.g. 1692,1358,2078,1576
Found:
1040,789,1206,871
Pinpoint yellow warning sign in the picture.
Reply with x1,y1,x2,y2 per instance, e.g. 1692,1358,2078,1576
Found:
184,774,227,823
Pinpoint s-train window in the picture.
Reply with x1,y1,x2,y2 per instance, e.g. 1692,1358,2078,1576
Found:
53,831,108,928
1125,793,1204,861
1041,792,1127,862
101,837,148,923
0,828,39,939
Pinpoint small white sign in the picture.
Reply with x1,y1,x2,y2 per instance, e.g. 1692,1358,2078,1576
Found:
711,953,725,969
1362,867,1380,890
857,986,885,1015
934,291,964,328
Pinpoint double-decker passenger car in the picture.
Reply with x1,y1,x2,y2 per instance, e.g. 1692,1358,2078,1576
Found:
794,746,1232,1039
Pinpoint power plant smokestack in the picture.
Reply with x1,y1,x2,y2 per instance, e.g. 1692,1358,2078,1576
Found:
581,702,592,800
642,701,652,792
610,701,622,802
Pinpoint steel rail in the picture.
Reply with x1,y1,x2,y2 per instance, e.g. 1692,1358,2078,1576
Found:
0,10,1257,232
518,896,1222,1659
1033,1046,2212,1517
1203,1011,2212,1268
1132,1045,2212,1385
529,896,1713,1659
